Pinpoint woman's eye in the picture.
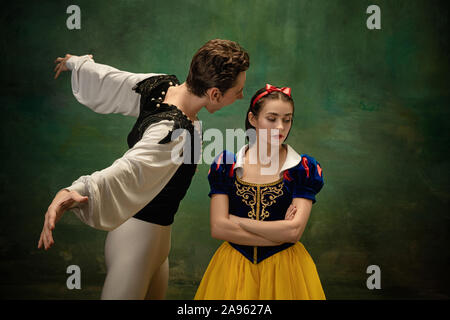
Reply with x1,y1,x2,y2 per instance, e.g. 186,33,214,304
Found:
283,118,292,123
267,118,276,122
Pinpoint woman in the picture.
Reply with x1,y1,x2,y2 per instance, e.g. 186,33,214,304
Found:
195,84,326,300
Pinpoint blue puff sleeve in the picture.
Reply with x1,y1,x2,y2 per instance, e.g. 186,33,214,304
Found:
288,154,324,204
207,150,236,198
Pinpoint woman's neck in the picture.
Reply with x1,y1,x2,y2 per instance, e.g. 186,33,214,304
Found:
247,142,286,167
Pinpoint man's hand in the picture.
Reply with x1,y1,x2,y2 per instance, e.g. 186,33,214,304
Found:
53,54,94,79
37,189,88,250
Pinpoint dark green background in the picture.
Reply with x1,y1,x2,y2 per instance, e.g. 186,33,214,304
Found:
0,0,448,299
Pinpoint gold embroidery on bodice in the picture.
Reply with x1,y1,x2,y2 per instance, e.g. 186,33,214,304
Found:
235,176,284,221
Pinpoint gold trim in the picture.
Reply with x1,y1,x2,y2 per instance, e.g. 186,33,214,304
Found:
236,174,283,187
254,185,261,264
256,185,260,221
234,176,285,264
235,180,257,220
260,184,284,220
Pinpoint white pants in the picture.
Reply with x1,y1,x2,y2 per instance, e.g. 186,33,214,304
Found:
101,217,172,300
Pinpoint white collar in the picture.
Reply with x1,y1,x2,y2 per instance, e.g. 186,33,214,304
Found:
234,144,302,176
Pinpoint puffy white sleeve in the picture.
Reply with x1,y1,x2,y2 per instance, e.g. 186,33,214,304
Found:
65,120,186,231
65,55,163,118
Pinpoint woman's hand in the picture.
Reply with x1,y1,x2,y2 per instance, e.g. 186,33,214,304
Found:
53,54,94,79
37,189,88,250
284,203,297,220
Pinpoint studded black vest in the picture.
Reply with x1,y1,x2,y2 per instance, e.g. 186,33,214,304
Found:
127,75,202,225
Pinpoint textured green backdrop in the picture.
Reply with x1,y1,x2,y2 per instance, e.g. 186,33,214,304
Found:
0,0,449,299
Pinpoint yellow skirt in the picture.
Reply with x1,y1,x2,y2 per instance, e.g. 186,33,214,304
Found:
194,242,325,300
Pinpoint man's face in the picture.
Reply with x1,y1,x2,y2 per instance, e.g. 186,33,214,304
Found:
206,71,246,113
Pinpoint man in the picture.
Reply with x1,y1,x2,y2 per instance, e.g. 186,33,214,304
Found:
38,39,249,299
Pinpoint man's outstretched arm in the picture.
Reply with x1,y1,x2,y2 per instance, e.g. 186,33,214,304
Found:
54,54,162,117
38,120,186,250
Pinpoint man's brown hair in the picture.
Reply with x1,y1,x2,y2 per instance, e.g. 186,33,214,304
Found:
186,39,250,97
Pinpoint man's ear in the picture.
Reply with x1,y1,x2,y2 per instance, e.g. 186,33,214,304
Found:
206,87,223,103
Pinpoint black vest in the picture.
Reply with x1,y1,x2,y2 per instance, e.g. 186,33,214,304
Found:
127,75,202,226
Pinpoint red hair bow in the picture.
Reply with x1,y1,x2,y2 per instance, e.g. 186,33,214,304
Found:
252,84,292,108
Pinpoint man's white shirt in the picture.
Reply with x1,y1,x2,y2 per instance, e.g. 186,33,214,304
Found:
64,55,199,231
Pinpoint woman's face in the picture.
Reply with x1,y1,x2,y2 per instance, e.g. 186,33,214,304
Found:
249,98,293,147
